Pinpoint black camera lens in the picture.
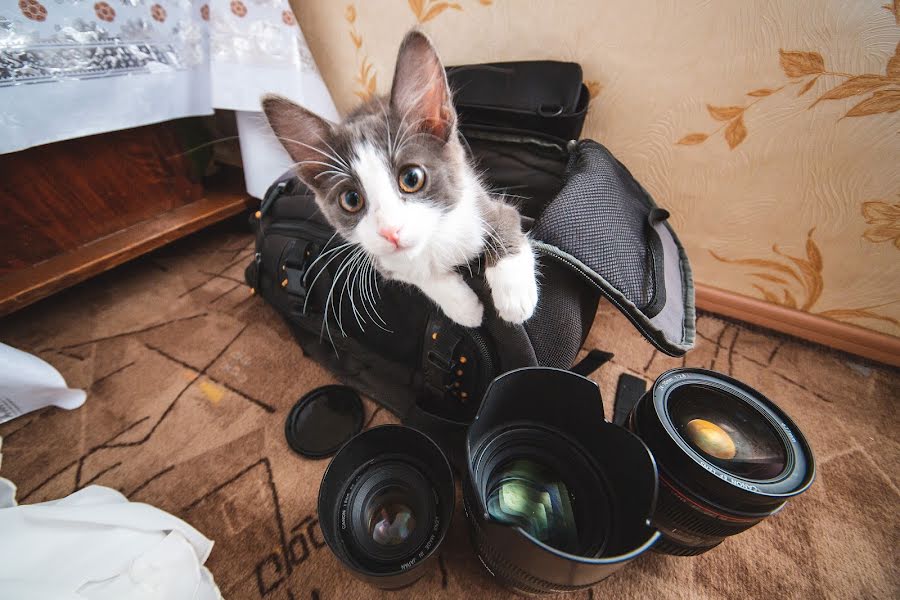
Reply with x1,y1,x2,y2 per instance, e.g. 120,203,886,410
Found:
464,368,659,595
627,368,815,556
318,425,454,590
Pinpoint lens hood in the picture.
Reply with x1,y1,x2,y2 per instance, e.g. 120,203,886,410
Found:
464,367,659,594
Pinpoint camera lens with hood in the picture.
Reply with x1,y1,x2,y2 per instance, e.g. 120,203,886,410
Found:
463,367,660,595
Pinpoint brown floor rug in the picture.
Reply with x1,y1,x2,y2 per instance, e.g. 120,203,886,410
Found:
1,222,897,600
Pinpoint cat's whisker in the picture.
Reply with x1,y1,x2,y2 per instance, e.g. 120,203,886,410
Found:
306,231,338,260
488,188,531,202
430,235,474,276
346,251,370,332
394,126,428,156
355,253,392,332
334,247,368,335
395,122,451,157
393,103,417,159
289,159,346,173
276,136,349,173
393,109,432,158
476,217,505,263
476,218,502,247
456,129,474,158
341,248,368,333
324,249,361,338
478,215,503,243
303,244,355,315
436,236,472,274
312,133,351,171
321,231,340,251
353,252,378,327
302,232,340,285
323,173,351,182
377,99,395,160
166,135,242,159
314,170,351,181
316,266,339,354
361,254,392,331
334,249,355,332
366,256,385,306
333,247,367,335
303,241,353,285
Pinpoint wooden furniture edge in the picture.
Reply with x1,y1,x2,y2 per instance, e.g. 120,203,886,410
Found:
696,283,900,368
0,191,255,317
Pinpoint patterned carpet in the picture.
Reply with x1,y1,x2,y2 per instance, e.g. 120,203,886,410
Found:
1,219,897,599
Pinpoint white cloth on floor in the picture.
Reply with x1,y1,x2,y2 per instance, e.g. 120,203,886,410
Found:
0,342,86,425
0,484,221,600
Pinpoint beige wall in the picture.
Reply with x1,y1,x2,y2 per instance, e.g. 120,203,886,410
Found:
292,0,900,338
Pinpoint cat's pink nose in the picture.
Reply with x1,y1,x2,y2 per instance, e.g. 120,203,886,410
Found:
378,227,401,247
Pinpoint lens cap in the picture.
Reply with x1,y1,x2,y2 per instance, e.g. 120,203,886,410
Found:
285,385,364,458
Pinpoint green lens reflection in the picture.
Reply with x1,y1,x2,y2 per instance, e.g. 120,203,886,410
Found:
486,459,578,553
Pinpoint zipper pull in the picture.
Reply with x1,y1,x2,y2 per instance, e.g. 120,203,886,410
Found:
259,180,289,218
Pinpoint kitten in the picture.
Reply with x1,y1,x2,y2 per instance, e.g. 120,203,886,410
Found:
262,30,537,328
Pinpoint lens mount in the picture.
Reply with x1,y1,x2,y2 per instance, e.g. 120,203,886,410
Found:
318,425,454,589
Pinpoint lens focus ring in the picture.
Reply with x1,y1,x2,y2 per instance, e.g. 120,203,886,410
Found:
652,478,767,554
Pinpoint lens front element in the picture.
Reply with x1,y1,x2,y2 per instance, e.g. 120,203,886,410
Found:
669,385,787,480
486,459,578,554
367,489,416,546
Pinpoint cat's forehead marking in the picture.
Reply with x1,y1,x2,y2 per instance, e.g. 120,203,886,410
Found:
350,141,397,214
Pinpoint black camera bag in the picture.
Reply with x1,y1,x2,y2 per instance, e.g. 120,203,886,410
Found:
245,62,695,459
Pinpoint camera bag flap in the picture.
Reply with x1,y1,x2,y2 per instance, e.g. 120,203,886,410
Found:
531,140,695,356
446,61,589,141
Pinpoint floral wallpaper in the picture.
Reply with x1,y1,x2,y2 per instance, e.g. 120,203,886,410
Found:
292,0,900,338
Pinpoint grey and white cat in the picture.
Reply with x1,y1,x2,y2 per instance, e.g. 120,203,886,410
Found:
262,30,537,328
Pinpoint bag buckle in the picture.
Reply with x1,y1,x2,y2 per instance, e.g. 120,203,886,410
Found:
423,320,462,399
282,241,316,313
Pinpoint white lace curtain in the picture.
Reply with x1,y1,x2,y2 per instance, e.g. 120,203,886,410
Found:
0,0,337,198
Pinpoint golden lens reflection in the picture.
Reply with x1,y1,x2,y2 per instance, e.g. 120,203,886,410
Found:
685,419,737,460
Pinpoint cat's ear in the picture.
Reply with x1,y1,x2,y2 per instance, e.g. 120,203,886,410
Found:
390,30,456,142
262,94,336,185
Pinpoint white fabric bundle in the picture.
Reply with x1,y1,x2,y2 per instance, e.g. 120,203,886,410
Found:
0,482,221,600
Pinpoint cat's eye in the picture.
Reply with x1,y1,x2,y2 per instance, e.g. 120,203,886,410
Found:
339,189,365,213
398,165,426,193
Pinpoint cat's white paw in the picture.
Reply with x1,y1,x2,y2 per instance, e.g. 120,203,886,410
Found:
443,292,484,328
486,247,538,324
419,272,485,328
